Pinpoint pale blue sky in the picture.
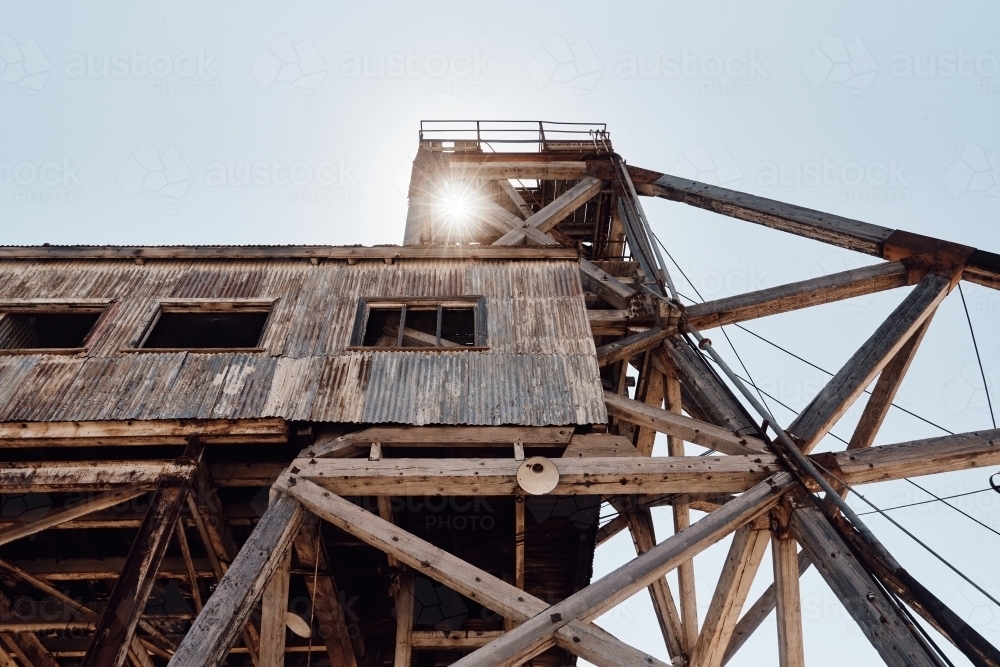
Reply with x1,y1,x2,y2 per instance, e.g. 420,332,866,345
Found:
2,2,999,664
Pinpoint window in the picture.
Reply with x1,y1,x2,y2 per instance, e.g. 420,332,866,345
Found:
138,302,272,350
351,297,486,349
0,310,103,351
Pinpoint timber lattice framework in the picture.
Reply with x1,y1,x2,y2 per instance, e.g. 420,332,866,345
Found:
0,120,998,667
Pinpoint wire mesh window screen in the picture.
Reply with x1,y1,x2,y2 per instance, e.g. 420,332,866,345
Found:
0,312,101,349
355,300,482,348
400,308,439,347
362,308,402,348
141,310,269,349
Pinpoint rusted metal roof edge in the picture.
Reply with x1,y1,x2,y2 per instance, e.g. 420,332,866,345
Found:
0,246,581,261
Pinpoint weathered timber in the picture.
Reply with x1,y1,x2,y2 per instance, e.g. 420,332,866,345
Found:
0,461,196,492
394,571,415,667
449,160,589,180
410,631,504,649
293,520,360,667
258,545,291,667
596,327,675,367
689,524,770,667
167,493,304,667
0,245,580,260
81,440,203,667
787,273,951,452
494,177,606,245
603,390,770,455
281,478,669,667
0,484,151,547
789,505,941,667
444,474,797,667
686,261,909,330
638,173,894,255
625,508,686,659
580,259,639,310
341,425,574,446
0,418,288,447
771,534,805,667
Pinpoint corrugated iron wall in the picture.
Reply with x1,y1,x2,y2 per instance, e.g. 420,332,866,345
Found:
0,258,605,425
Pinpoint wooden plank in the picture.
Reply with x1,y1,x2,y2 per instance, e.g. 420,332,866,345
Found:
281,477,672,667
480,200,560,246
787,273,951,452
789,505,939,667
634,365,665,456
175,518,203,612
293,521,360,667
0,418,287,447
641,173,893,256
848,315,933,450
580,258,639,310
604,390,770,455
596,327,675,367
167,493,304,667
686,261,909,330
689,524,769,667
497,179,534,219
259,545,291,667
342,425,574,446
0,593,59,667
293,455,779,495
394,571,415,667
450,160,589,180
625,508,686,659
410,630,503,649
515,498,525,591
771,534,805,667
666,371,699,653
0,484,151,547
82,441,203,667
587,309,653,336
0,461,196,492
722,550,810,665
437,474,798,667
494,177,607,245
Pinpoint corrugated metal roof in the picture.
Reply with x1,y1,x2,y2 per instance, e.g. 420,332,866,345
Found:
0,258,604,426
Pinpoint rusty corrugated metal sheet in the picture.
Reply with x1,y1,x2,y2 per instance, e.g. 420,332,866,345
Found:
0,257,604,425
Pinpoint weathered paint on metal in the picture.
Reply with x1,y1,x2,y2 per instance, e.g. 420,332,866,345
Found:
0,257,604,425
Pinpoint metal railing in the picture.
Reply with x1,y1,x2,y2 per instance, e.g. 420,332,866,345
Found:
419,120,611,152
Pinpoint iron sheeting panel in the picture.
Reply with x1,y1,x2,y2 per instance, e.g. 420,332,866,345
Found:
0,257,603,425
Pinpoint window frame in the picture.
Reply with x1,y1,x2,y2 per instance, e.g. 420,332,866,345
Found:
349,296,488,351
129,299,276,353
0,299,112,355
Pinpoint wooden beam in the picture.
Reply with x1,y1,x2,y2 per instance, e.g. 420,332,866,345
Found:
292,454,778,495
640,172,894,256
789,505,940,667
0,484,151,547
848,315,934,451
494,177,607,245
587,309,653,336
282,477,672,667
0,418,288,447
167,493,304,667
666,371,699,653
771,533,805,667
480,200,559,246
81,441,202,667
394,571,415,667
686,261,909,330
689,523,770,667
175,518,203,613
625,508,686,659
450,160,589,180
634,364,665,456
580,258,639,310
0,461,196,492
410,630,504,649
515,498,525,590
0,592,59,667
259,545,291,667
497,179,534,218
787,272,951,452
722,550,810,665
604,390,770,455
596,327,674,367
434,474,799,667
293,520,360,667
